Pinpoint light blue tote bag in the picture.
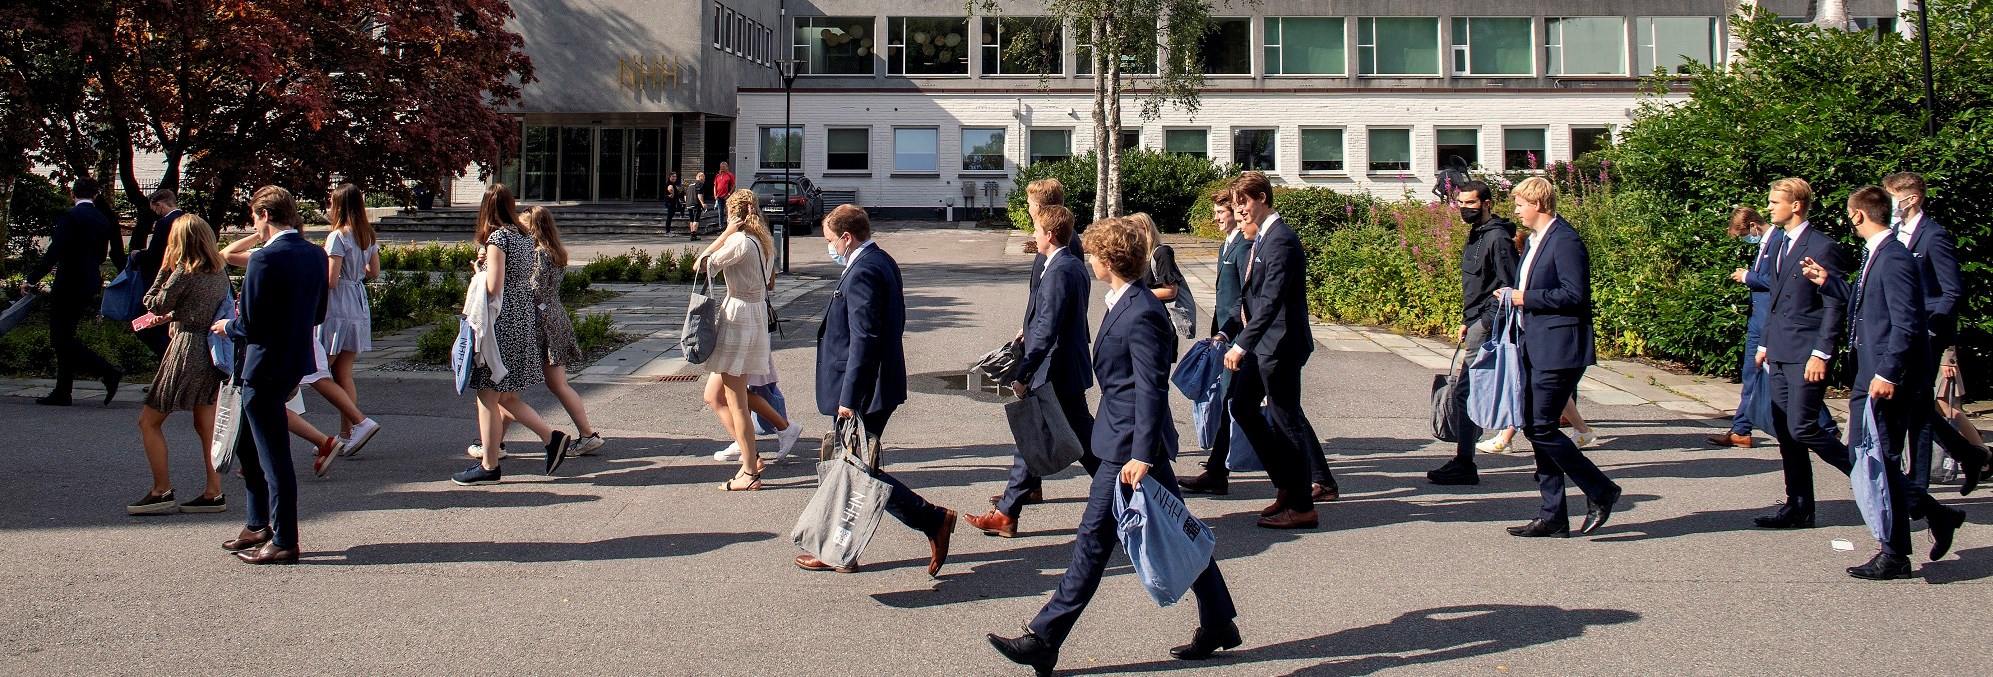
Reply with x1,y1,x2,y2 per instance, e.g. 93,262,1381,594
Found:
1224,405,1266,472
451,316,475,395
1849,402,1894,544
1115,476,1217,607
1467,297,1525,431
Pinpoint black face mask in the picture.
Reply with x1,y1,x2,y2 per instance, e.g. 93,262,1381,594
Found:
1457,207,1484,224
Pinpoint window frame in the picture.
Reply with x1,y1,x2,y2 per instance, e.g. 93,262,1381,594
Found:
1264,16,1349,77
1366,127,1414,173
1231,127,1278,172
758,125,802,171
1163,128,1209,159
980,16,1064,77
892,126,941,174
887,16,972,77
1503,126,1549,172
1076,27,1159,76
1634,16,1719,75
1570,126,1612,159
960,127,1008,173
713,3,725,50
1200,17,1254,76
1357,17,1443,77
1434,127,1481,172
1299,127,1347,174
824,127,872,172
1450,17,1536,77
793,16,878,77
1545,17,1628,77
1027,128,1073,166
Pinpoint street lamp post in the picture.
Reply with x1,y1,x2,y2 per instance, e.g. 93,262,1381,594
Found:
777,57,798,273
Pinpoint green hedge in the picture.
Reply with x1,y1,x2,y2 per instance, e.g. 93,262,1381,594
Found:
1007,148,1227,231
377,242,478,272
579,247,701,284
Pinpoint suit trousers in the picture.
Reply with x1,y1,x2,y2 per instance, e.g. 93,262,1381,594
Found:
47,293,117,397
235,382,300,548
1521,359,1617,523
861,407,950,536
1028,459,1236,648
998,387,1099,517
1451,318,1493,463
1229,352,1333,512
1850,392,1915,557
1205,373,1234,471
1733,326,1840,437
1767,360,1853,501
1907,333,1979,519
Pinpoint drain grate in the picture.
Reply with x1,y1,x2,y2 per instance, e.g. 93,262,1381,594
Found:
656,374,700,382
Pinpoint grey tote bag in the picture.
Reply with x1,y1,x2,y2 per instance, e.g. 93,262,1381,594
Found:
681,264,719,364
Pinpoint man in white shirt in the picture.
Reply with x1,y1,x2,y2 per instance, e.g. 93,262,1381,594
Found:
1752,178,1854,530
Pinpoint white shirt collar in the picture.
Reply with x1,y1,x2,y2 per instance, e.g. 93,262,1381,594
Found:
74,199,94,206
844,240,876,268
1223,228,1242,245
1040,244,1065,277
1105,280,1131,310
1784,219,1810,242
1863,229,1891,257
1260,212,1281,230
1895,212,1923,245
271,229,302,242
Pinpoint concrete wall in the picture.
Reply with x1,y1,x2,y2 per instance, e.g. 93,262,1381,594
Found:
510,0,782,118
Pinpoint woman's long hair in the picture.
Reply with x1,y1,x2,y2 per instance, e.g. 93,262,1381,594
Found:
326,183,375,250
475,184,520,247
725,188,775,275
162,213,225,275
517,206,568,268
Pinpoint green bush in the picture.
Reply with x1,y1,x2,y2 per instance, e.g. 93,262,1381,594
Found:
0,310,154,379
560,271,591,299
6,173,69,270
1007,148,1227,231
414,319,457,364
570,310,619,354
440,242,477,270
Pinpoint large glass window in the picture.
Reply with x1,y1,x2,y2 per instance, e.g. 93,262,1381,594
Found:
522,126,555,202
759,126,801,170
1028,129,1071,165
598,128,628,199
962,128,1006,171
1504,127,1547,170
1077,32,1157,75
794,17,874,75
1201,18,1252,74
1301,128,1344,172
1233,128,1276,171
826,128,870,170
1571,127,1611,159
1164,129,1208,158
1635,17,1717,75
1358,18,1440,76
888,17,969,75
632,128,666,201
1265,17,1346,75
893,128,938,172
1367,128,1412,171
980,16,1061,76
1852,17,1900,41
1451,18,1532,76
1118,129,1140,151
558,127,593,200
1546,17,1626,76
1436,128,1479,170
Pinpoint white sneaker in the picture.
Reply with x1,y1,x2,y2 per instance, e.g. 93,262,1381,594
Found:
570,433,606,456
1476,437,1512,454
771,424,803,463
343,418,382,457
1573,429,1599,448
712,442,742,462
467,442,508,461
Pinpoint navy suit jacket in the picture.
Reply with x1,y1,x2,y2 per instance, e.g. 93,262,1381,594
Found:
1091,284,1176,467
1741,228,1787,336
816,243,909,416
1820,238,1926,389
1016,249,1093,392
1219,216,1313,361
1516,217,1596,371
130,209,181,281
1211,232,1249,336
28,202,125,298
1902,216,1962,342
1025,232,1086,327
1763,225,1850,364
229,231,328,386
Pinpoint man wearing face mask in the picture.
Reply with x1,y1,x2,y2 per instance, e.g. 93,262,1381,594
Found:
1716,206,1840,450
1427,181,1516,486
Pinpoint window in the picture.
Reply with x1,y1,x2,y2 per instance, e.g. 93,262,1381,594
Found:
980,16,1062,76
713,4,724,49
1119,129,1140,151
724,8,736,52
1852,17,1900,41
826,128,870,170
1367,128,1411,171
1265,17,1346,75
962,128,1006,171
1358,17,1441,76
1571,126,1611,159
1077,33,1157,75
1546,17,1626,76
794,17,874,75
1436,128,1478,170
759,126,801,170
1504,127,1547,170
1635,17,1717,75
1028,129,1071,165
1202,18,1252,74
1301,128,1344,172
1451,18,1533,76
1233,128,1276,171
1164,129,1208,158
888,17,970,75
893,128,938,172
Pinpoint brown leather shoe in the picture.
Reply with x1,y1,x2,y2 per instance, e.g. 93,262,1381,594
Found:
1256,509,1319,529
1178,470,1230,495
927,509,957,578
1259,489,1288,518
988,488,1044,506
222,527,272,553
1312,483,1340,502
1706,432,1754,448
965,508,1018,538
236,541,299,565
794,554,859,573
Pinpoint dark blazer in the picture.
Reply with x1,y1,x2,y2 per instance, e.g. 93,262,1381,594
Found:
1902,216,1962,342
1516,217,1596,371
1763,224,1850,364
1743,227,1786,293
1819,238,1926,388
1016,249,1093,392
1026,232,1086,312
1211,231,1249,336
1460,216,1519,328
1219,216,1313,360
1091,284,1176,467
816,243,908,416
228,231,328,386
130,208,181,281
27,202,125,298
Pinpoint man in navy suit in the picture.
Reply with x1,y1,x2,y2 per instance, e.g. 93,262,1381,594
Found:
1215,172,1334,529
970,205,1096,537
990,216,1239,675
1717,208,1842,450
1882,173,1985,498
1800,185,1928,578
1753,178,1854,530
1182,188,1250,495
209,186,327,565
128,189,184,355
20,177,125,406
1497,177,1622,538
796,205,958,577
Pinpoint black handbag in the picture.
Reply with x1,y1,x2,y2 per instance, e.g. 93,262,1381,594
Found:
1431,343,1462,442
752,236,780,335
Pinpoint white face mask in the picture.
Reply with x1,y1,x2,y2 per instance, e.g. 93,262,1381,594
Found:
1890,197,1909,228
827,241,848,267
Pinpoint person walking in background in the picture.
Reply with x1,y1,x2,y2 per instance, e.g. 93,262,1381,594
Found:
664,171,684,234
1215,172,1336,530
128,188,184,356
1132,214,1184,304
21,176,125,406
1753,178,1854,530
714,162,736,201
1428,180,1518,486
1182,188,1250,495
697,189,802,490
515,206,607,457
687,172,708,241
319,184,384,456
1711,206,1841,449
126,214,231,515
988,215,1239,675
1883,173,1987,499
209,186,326,565
1476,401,1601,455
1498,177,1622,538
795,205,957,576
978,177,1080,512
454,185,572,486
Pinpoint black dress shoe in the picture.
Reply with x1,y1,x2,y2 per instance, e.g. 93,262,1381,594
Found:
222,527,272,552
1961,456,1985,497
1426,460,1480,486
988,630,1057,676
1179,470,1230,495
1506,519,1570,538
33,394,72,406
1929,506,1965,561
236,541,299,565
101,369,123,405
1580,485,1623,535
1753,497,1816,529
1170,621,1241,660
1847,552,1912,580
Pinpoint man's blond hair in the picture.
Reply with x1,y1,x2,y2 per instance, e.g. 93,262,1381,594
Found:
1770,177,1813,214
1513,176,1557,214
1026,178,1065,207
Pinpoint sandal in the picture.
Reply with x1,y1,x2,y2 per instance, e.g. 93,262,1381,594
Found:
721,470,762,492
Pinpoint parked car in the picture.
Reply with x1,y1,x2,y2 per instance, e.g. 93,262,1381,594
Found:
750,174,824,232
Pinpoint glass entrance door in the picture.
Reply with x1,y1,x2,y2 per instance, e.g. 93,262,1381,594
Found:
520,125,674,202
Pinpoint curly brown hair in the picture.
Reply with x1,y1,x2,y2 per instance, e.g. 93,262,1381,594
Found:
1081,216,1152,282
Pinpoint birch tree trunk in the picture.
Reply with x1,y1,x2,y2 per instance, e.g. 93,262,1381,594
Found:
1812,0,1851,30
1105,12,1124,218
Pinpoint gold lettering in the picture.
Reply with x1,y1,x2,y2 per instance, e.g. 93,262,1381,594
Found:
618,54,689,95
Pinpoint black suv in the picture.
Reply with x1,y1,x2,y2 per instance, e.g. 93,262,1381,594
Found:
750,175,825,232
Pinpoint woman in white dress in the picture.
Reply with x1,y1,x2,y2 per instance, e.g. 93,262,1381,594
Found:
696,189,777,491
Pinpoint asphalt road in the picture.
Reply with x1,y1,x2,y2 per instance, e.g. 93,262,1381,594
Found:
4,224,1988,675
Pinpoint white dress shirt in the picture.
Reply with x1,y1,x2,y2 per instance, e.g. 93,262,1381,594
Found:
1105,279,1131,310
1894,212,1923,247
842,240,876,271
1040,244,1065,279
